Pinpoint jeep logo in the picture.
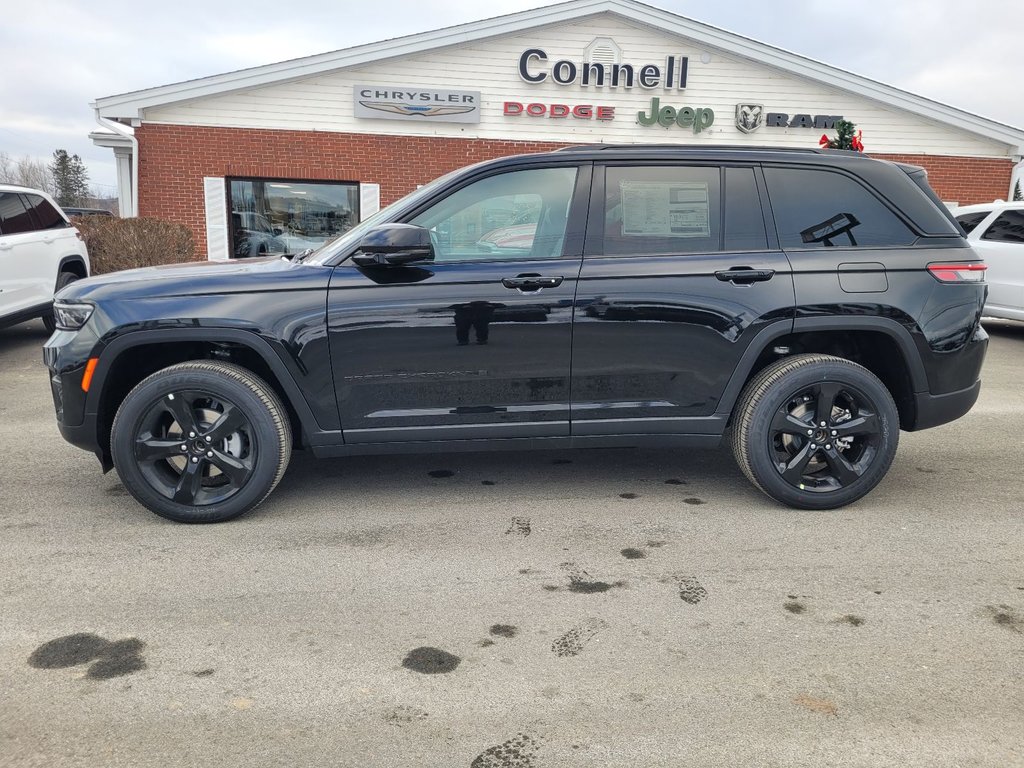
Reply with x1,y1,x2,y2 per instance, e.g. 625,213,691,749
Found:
637,97,715,134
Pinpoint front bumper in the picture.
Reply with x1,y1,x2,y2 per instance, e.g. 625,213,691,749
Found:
43,326,110,470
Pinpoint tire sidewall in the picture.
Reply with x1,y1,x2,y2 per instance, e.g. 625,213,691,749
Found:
743,360,899,510
111,367,284,523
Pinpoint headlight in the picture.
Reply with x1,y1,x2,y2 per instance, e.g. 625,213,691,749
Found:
52,301,94,331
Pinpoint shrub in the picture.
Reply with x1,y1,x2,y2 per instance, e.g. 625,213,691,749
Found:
72,216,199,275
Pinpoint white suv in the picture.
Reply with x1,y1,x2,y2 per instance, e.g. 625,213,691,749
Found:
952,201,1024,321
0,184,90,330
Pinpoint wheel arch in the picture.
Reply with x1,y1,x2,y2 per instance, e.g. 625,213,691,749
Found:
88,329,322,466
56,255,88,283
719,317,927,430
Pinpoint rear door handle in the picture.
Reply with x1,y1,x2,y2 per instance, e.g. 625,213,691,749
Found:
501,274,564,291
715,267,775,284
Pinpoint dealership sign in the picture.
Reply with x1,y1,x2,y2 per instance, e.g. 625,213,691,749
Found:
354,85,481,123
518,49,689,89
735,103,844,132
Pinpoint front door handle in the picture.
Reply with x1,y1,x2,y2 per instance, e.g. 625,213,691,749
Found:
501,274,564,291
715,267,775,284
0,241,12,251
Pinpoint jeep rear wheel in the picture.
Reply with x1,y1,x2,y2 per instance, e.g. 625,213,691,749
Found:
110,361,291,523
731,354,898,510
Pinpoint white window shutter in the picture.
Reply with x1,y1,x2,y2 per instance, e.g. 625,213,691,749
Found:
203,177,229,260
360,183,380,221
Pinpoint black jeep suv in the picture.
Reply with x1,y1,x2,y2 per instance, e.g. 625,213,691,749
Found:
44,146,987,522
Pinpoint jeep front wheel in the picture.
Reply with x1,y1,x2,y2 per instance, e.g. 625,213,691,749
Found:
110,361,291,523
731,354,899,510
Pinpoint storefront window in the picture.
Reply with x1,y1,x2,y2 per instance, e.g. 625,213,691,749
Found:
228,179,359,258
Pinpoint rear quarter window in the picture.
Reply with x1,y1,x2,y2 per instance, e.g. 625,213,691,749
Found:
764,167,917,249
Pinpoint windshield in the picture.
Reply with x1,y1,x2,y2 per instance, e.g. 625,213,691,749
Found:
306,169,465,266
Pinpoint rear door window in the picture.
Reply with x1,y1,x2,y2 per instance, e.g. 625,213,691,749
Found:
980,210,1024,244
602,165,722,256
0,192,36,235
955,211,990,235
22,194,68,230
764,167,917,248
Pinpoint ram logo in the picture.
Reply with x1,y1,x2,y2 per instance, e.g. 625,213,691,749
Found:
735,103,764,134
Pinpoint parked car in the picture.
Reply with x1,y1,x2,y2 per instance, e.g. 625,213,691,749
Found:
62,207,115,218
1,184,90,330
952,201,1024,321
232,211,322,258
44,146,987,522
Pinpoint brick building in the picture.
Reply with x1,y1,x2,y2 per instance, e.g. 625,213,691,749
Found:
91,0,1024,260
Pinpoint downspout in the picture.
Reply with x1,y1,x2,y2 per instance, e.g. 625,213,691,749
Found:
94,110,139,217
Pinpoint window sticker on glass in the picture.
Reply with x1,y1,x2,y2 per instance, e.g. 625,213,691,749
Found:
620,181,710,237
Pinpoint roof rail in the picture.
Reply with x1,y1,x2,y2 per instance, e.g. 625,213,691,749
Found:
554,144,827,153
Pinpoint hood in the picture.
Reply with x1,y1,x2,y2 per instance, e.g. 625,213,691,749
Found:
59,257,331,302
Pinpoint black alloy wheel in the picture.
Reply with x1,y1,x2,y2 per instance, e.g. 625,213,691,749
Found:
731,354,898,510
133,390,256,507
111,361,291,523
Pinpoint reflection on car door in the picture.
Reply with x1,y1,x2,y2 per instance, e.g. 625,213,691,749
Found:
327,164,588,442
571,164,795,436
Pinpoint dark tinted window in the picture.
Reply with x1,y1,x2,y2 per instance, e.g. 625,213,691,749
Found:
23,194,68,230
981,210,1024,244
955,211,990,234
0,192,36,235
764,167,916,248
603,166,721,256
724,167,768,251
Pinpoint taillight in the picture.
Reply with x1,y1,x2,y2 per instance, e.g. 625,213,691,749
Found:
927,263,987,283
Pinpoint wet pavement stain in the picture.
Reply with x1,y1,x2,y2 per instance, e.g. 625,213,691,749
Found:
784,601,807,614
551,619,608,658
621,547,646,560
619,493,639,500
28,633,109,669
837,615,864,627
470,733,540,767
489,624,518,638
86,639,147,680
672,576,708,604
478,639,496,647
793,694,839,717
986,604,1023,633
664,478,688,485
384,704,428,726
683,498,705,505
560,562,625,594
428,469,455,478
504,517,531,536
402,647,461,674
28,633,146,680
193,668,215,677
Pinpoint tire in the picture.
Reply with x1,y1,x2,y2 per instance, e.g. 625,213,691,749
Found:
110,361,291,523
730,354,898,510
42,271,81,332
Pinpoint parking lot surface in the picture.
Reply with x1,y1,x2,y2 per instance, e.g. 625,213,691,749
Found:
1,318,1022,768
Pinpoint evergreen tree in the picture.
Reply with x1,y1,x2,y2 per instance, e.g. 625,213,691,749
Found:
819,120,864,152
1014,180,1022,202
50,149,90,207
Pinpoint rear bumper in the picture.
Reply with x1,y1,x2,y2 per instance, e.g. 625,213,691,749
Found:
911,380,981,431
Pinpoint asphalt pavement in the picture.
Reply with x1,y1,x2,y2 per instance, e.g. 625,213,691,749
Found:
1,317,1022,767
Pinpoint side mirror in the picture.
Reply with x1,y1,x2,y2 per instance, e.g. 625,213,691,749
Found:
352,223,434,267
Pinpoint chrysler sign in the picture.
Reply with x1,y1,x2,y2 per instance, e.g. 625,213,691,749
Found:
354,85,481,123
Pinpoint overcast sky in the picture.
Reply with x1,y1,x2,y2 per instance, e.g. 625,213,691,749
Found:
2,0,1021,192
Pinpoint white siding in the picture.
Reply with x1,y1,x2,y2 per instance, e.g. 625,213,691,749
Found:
145,15,1011,159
